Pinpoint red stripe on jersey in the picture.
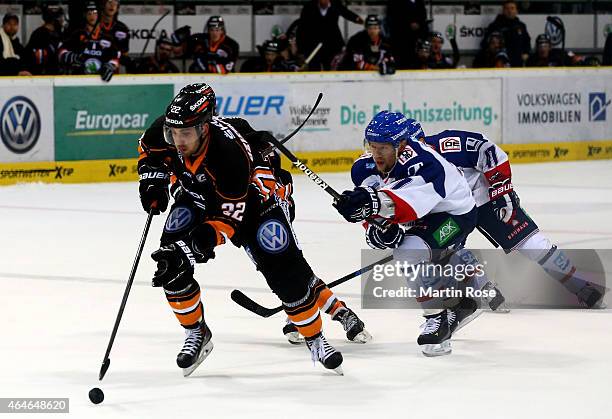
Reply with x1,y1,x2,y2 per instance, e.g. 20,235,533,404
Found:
380,190,418,223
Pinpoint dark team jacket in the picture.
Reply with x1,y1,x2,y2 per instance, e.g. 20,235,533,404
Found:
59,28,120,74
23,26,62,75
188,34,239,74
138,116,293,248
339,30,394,71
98,19,130,56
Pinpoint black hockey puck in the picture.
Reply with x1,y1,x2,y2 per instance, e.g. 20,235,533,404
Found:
88,387,104,404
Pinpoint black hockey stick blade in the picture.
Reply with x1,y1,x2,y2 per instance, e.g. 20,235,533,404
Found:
231,254,394,318
231,289,280,318
99,359,110,381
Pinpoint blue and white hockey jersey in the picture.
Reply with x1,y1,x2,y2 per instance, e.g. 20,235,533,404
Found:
423,130,512,207
351,140,475,224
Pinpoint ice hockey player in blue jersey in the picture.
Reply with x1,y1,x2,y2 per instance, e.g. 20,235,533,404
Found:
417,126,604,308
333,111,483,356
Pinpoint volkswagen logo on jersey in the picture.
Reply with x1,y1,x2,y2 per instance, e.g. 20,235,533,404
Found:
0,96,41,154
257,220,289,253
164,206,194,233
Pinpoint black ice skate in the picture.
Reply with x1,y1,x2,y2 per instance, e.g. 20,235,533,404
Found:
332,307,372,343
576,283,606,309
481,281,511,313
282,319,304,345
417,311,452,357
177,323,213,377
447,296,483,335
305,333,343,375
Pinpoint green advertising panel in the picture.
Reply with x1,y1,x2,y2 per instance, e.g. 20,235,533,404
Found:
54,84,173,160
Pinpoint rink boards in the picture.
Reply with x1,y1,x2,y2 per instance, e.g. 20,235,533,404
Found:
1,139,612,185
0,68,610,185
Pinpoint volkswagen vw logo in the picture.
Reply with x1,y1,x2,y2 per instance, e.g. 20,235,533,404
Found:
545,19,563,46
164,206,194,233
257,220,289,253
0,96,41,154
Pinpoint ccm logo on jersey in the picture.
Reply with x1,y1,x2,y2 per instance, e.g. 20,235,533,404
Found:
440,137,461,152
490,182,513,198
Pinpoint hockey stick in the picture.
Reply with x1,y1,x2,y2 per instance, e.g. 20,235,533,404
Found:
98,209,155,380
231,254,394,317
261,92,323,156
139,9,171,60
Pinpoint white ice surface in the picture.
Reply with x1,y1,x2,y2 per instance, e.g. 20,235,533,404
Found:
1,160,612,419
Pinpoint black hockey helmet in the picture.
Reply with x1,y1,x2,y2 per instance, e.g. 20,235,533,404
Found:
262,39,281,53
42,4,65,23
84,1,98,12
365,14,380,28
429,31,444,44
206,15,225,32
163,83,217,145
535,33,551,47
415,38,431,53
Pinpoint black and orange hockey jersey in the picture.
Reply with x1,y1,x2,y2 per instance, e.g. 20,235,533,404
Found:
138,115,293,248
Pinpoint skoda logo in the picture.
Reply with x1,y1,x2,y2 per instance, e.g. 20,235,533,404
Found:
0,96,41,154
257,220,289,254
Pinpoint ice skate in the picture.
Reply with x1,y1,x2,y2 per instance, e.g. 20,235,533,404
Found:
177,322,213,377
282,319,304,345
332,307,372,343
576,283,606,309
448,296,483,334
305,333,343,375
418,311,452,357
481,281,511,313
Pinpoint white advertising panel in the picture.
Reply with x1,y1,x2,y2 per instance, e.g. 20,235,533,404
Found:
504,72,612,143
121,6,174,55
433,14,596,52
0,80,54,162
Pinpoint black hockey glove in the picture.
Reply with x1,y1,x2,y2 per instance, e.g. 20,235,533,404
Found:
365,221,403,250
172,171,216,212
100,62,115,82
488,178,520,224
151,238,215,287
138,163,170,215
333,186,380,223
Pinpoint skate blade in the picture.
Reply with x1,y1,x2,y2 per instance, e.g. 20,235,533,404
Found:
182,341,214,377
421,340,451,357
453,309,483,334
350,329,372,344
285,331,305,345
489,306,511,314
332,366,344,376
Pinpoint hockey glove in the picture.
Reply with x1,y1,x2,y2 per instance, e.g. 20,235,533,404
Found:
100,62,115,82
151,238,215,287
138,164,170,215
172,171,216,212
333,186,380,223
489,178,520,224
365,221,403,250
